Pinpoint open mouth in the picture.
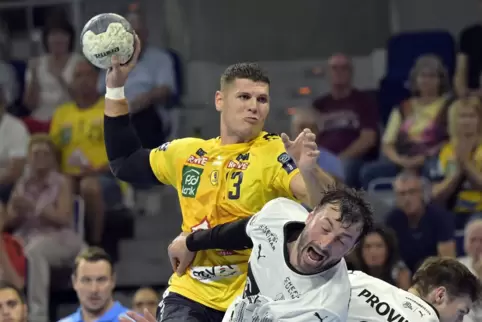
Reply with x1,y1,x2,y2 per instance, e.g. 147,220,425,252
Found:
307,246,325,262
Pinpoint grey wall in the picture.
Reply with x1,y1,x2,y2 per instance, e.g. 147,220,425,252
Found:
80,0,390,63
78,0,482,63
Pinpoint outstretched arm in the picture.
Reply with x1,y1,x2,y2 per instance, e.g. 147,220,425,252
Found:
103,35,161,186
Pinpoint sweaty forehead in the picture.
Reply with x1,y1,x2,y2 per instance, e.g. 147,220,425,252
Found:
226,78,269,94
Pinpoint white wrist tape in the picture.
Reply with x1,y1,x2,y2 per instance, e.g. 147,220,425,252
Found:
105,86,125,100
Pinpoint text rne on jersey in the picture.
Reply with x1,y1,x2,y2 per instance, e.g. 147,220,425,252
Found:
187,155,208,166
358,289,408,322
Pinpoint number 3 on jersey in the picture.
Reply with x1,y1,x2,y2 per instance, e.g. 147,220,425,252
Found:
228,171,243,200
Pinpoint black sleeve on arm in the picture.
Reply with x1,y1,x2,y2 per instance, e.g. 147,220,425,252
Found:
104,114,160,185
186,218,253,251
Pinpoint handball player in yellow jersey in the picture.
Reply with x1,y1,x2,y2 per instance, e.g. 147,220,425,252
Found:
103,36,335,322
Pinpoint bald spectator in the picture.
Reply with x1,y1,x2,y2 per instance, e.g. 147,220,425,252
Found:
98,8,176,148
291,108,344,180
312,54,378,188
132,287,160,317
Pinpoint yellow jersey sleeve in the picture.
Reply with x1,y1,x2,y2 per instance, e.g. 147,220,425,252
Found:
382,108,402,144
149,138,197,187
265,139,300,200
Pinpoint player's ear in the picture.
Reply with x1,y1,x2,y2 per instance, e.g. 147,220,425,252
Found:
215,90,224,112
432,286,447,305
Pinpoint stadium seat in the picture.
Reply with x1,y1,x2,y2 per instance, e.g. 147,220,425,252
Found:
366,177,396,222
166,48,184,108
454,229,465,257
378,30,456,124
73,195,85,240
6,60,29,117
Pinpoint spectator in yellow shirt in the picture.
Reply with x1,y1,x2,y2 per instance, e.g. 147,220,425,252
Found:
360,55,454,189
432,96,482,229
49,59,123,245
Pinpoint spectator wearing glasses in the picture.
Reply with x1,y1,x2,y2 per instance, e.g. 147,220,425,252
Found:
384,171,456,272
311,53,378,188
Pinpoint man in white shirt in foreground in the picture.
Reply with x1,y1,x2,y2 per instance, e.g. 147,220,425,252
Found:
349,256,481,322
122,185,374,322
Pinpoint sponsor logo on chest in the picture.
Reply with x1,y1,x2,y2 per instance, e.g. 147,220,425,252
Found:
181,166,203,198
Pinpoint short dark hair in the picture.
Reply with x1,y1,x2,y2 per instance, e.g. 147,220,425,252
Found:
0,281,26,304
412,257,482,303
220,62,270,89
73,246,114,276
42,20,75,53
314,185,373,242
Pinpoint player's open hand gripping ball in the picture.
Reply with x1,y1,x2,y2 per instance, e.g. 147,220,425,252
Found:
105,34,141,89
168,233,196,276
281,128,320,171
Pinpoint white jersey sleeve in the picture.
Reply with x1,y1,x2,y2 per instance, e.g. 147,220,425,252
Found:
348,271,440,322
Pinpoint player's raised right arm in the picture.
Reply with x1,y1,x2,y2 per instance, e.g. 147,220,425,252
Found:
103,35,160,186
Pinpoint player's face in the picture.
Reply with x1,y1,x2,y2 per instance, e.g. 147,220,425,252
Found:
132,288,159,317
294,204,362,274
47,29,71,56
0,288,27,322
361,232,387,267
431,289,471,322
73,259,115,315
215,78,270,142
72,61,99,96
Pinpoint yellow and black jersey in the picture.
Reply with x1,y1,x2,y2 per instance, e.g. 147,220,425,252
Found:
148,131,300,311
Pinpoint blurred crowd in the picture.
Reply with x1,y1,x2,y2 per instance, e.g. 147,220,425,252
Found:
0,2,481,322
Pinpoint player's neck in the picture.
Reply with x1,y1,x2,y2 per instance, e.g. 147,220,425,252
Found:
81,298,114,322
219,127,256,145
407,287,421,297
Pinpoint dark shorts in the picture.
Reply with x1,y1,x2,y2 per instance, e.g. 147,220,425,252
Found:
157,292,225,322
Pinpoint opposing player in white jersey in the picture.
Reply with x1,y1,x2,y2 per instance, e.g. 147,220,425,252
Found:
165,185,374,322
349,257,481,322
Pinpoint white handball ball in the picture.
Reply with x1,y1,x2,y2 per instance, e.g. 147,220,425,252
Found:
80,13,135,69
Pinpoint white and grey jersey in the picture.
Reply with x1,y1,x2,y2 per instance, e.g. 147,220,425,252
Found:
223,198,351,322
348,271,440,322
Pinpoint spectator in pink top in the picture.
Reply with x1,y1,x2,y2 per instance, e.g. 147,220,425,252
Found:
312,54,379,188
5,134,82,322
